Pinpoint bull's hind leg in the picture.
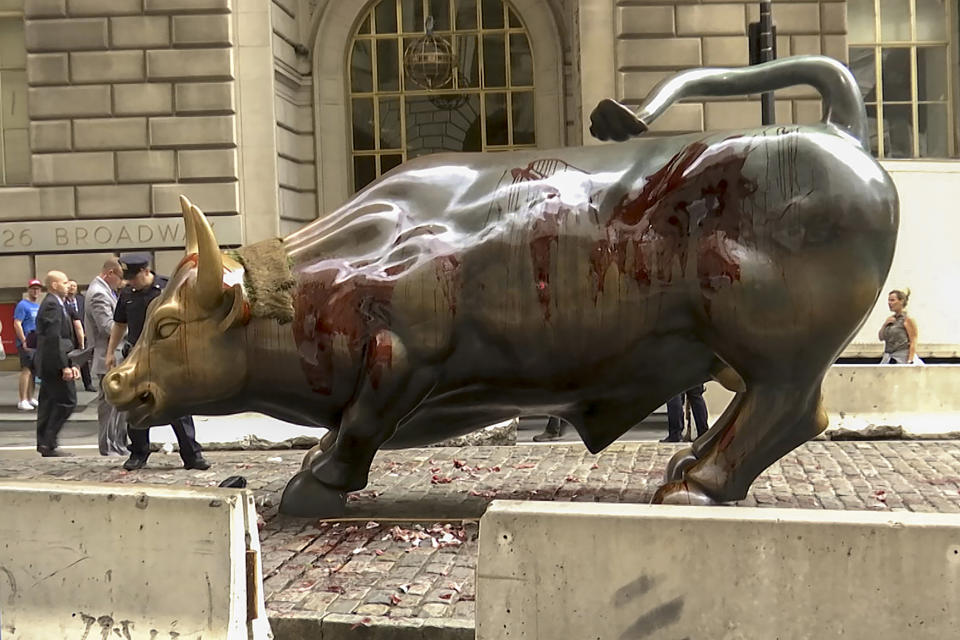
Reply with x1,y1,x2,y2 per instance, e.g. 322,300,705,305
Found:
664,362,745,483
654,376,828,505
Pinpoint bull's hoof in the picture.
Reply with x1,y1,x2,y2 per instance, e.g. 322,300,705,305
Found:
279,470,347,518
652,480,718,506
664,446,698,483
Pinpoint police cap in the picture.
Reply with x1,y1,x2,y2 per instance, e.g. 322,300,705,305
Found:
118,252,151,279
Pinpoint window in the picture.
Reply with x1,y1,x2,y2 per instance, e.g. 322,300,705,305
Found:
848,0,956,158
0,2,28,185
348,0,535,192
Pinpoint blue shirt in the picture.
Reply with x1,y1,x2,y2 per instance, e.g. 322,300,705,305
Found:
13,299,39,346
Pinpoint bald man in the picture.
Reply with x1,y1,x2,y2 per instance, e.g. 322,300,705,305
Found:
35,270,80,457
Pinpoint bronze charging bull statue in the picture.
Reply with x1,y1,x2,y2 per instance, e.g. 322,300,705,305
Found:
105,56,898,517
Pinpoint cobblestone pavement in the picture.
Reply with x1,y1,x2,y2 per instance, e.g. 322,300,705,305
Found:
2,440,959,630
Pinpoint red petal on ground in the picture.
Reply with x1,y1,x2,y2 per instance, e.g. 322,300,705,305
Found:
350,617,373,629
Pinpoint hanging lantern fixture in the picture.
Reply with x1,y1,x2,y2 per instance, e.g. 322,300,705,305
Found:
403,15,456,90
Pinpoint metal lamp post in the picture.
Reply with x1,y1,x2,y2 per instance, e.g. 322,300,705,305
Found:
749,1,777,125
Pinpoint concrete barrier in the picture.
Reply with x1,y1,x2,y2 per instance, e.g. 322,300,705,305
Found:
477,501,960,639
0,481,271,640
701,364,960,438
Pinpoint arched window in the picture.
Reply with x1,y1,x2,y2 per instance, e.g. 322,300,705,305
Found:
348,0,536,192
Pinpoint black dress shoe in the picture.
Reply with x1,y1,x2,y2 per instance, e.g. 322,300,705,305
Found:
184,456,210,471
39,448,74,457
84,386,96,392
659,436,681,443
218,475,247,488
532,431,562,442
123,455,148,471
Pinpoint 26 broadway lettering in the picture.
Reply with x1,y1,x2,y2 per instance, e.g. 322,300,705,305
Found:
55,222,182,247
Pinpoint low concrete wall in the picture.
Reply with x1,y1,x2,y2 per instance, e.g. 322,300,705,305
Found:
0,481,271,640
702,364,960,438
477,501,960,639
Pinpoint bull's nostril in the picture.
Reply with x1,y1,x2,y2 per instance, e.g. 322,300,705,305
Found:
105,373,122,393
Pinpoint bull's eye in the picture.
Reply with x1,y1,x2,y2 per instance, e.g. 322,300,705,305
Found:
156,320,181,340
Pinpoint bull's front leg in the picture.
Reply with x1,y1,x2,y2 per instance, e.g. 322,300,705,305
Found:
280,331,435,517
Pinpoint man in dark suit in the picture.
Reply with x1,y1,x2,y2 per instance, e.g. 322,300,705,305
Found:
65,279,95,391
35,270,80,457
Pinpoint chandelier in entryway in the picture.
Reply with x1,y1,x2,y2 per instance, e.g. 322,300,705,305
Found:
403,15,455,90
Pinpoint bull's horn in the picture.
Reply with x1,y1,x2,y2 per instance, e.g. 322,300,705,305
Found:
180,195,198,255
189,203,224,310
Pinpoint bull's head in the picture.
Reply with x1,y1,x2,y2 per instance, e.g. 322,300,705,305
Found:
104,196,250,427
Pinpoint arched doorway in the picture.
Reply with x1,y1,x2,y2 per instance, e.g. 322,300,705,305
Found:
310,0,564,212
348,0,538,191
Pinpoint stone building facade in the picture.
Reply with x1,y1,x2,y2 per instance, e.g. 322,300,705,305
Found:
0,0,958,355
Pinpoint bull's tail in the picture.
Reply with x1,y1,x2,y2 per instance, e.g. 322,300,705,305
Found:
590,55,868,149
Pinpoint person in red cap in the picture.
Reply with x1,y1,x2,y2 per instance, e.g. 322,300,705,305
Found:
13,279,43,411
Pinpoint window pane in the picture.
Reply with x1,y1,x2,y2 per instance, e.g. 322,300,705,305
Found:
379,97,402,149
456,34,480,87
375,0,398,34
511,91,534,144
866,103,880,155
880,48,910,102
3,128,29,185
0,70,27,129
354,155,377,191
849,47,877,100
358,13,371,34
429,0,451,31
509,33,532,86
847,0,876,42
377,39,400,91
916,0,947,40
455,0,477,29
381,153,404,174
916,46,947,101
918,103,948,156
881,103,913,157
482,34,506,87
352,98,375,150
508,8,522,28
351,40,373,93
401,0,424,32
879,0,910,41
406,93,481,158
485,92,508,145
0,18,26,71
481,0,504,28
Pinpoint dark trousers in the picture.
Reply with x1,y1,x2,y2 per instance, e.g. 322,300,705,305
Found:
80,362,92,389
36,375,77,451
128,415,203,464
666,385,709,440
543,416,564,436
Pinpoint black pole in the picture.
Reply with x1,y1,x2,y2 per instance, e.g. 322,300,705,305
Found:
758,0,775,125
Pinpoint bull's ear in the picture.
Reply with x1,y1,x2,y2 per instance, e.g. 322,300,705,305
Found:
189,203,225,310
217,284,249,332
180,195,198,255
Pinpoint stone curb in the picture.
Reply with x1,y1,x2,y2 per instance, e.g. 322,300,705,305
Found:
270,613,474,640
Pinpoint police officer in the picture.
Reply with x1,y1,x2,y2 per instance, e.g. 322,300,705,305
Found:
105,253,210,471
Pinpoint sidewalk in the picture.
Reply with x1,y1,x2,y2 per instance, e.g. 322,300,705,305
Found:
0,372,666,450
1,440,958,638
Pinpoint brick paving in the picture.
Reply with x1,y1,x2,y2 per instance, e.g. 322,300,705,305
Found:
1,440,959,631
